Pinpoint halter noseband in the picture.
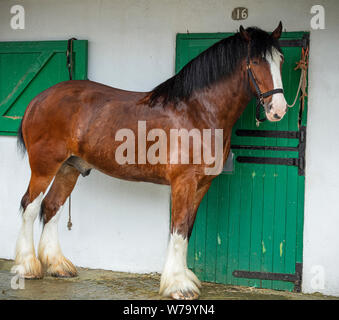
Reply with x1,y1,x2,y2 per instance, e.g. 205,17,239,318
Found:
246,45,284,123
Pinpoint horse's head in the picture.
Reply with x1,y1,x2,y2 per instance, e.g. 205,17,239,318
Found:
240,22,287,122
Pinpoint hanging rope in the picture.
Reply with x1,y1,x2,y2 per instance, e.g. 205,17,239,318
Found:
66,37,77,80
66,38,77,230
287,46,309,109
67,196,73,230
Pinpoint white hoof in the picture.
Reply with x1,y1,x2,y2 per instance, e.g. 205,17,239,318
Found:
40,254,77,278
160,232,202,300
159,268,201,300
12,255,43,279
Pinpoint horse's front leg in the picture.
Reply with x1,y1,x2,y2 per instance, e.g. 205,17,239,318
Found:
160,176,211,300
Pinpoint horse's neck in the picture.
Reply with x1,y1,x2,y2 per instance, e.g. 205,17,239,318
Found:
196,69,251,133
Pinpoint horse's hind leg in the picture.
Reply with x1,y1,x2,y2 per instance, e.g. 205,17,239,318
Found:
160,175,211,300
38,163,80,277
14,165,63,278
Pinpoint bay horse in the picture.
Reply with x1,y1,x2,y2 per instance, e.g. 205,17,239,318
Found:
13,23,287,300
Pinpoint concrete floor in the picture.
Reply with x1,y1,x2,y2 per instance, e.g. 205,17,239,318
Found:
0,259,336,300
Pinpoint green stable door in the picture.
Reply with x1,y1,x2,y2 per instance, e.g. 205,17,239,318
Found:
176,32,309,291
0,40,88,135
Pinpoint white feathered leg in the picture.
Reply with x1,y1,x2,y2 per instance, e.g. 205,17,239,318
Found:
12,193,44,279
159,231,201,300
38,206,77,277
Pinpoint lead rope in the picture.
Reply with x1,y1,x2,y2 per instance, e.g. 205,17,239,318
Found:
295,47,309,129
66,38,76,231
287,47,309,110
285,46,309,130
68,196,72,230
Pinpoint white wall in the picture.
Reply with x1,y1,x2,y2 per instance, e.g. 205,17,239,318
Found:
302,1,339,297
0,0,339,296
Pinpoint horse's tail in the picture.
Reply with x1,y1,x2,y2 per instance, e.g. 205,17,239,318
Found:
17,120,26,156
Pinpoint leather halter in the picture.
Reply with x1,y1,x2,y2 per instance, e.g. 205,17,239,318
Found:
246,48,284,123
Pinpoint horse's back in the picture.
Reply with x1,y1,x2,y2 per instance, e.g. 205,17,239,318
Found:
21,80,149,152
25,80,147,115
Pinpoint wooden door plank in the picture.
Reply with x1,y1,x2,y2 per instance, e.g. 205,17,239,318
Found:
0,51,54,116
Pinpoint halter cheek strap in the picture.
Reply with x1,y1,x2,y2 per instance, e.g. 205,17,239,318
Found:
246,53,284,123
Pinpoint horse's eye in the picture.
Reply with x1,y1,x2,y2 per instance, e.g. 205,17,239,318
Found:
252,60,259,65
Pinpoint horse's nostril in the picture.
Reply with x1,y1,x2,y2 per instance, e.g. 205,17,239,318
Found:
273,113,281,120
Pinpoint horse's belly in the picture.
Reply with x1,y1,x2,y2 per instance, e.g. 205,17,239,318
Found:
76,153,170,185
96,164,170,185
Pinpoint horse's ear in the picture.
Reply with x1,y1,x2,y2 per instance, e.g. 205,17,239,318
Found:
271,21,283,39
239,25,250,42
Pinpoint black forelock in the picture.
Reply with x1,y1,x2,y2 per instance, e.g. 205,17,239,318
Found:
246,27,282,59
149,27,282,107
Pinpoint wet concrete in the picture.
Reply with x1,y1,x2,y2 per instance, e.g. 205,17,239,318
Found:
0,259,336,300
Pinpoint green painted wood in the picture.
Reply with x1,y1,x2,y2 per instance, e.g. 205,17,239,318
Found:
194,194,208,280
0,40,88,135
205,177,219,282
177,32,308,291
215,175,230,284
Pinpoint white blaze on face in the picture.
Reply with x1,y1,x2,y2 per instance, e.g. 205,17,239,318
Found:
265,48,287,120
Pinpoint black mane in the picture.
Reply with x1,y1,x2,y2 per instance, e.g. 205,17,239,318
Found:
149,27,282,106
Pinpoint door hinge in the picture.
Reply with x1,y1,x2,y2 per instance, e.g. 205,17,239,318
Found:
279,34,309,49
231,126,306,176
233,263,303,292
